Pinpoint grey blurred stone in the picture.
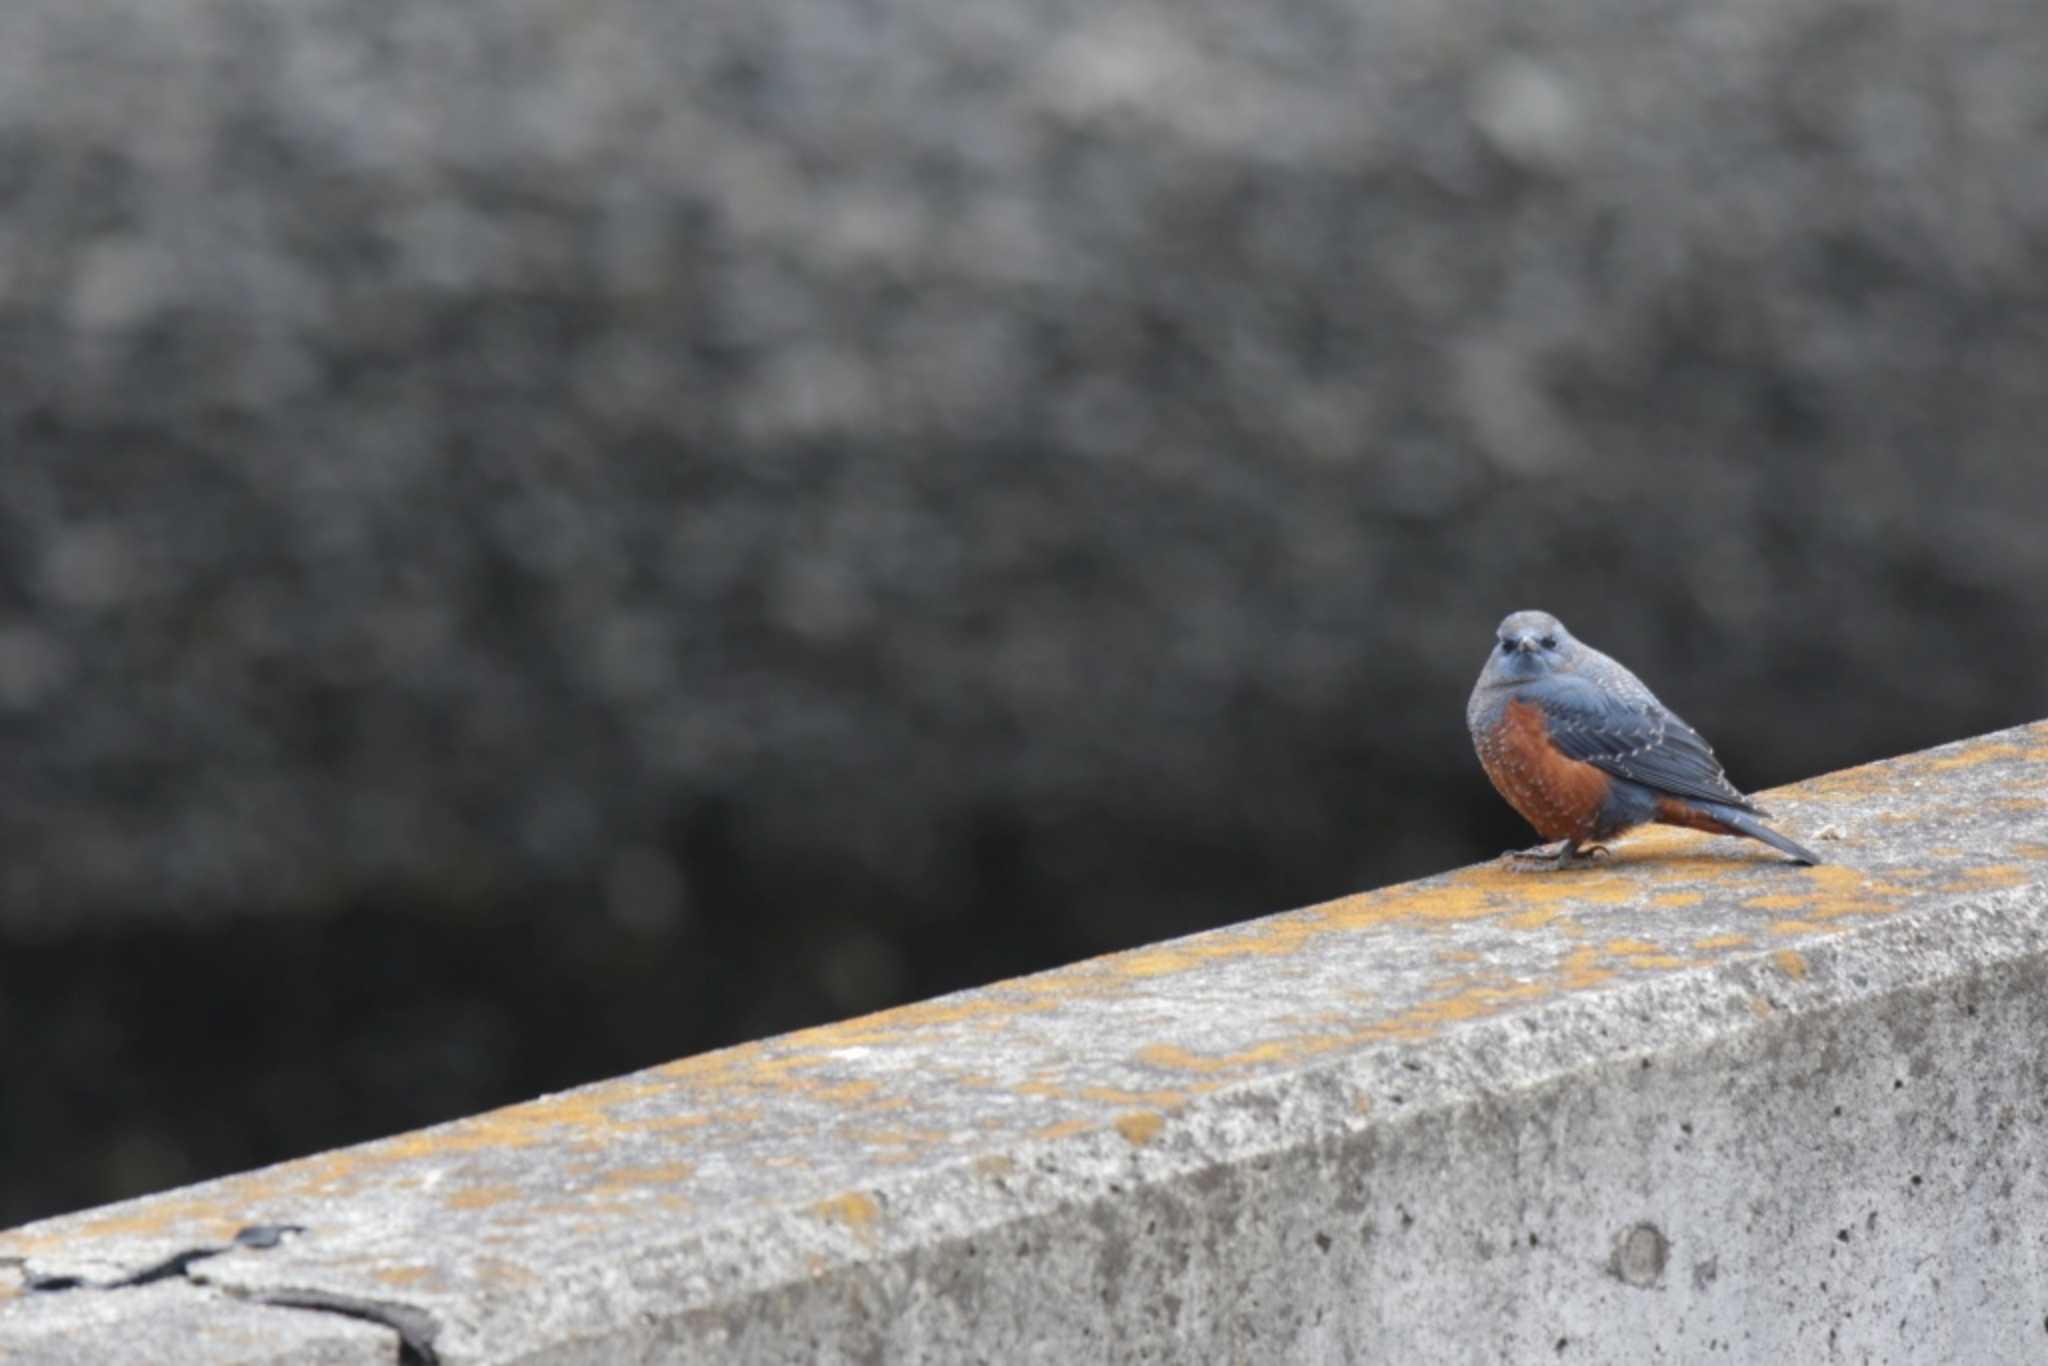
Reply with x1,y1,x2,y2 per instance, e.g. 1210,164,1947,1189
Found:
0,0,2043,976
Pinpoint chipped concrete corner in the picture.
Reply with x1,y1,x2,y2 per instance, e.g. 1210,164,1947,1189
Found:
6,724,2048,1363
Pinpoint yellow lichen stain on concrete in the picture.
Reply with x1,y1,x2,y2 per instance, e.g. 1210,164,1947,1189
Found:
1772,950,1808,980
812,1191,881,1231
590,1163,696,1194
372,1264,440,1289
1502,905,1559,930
810,1080,881,1105
1599,939,1689,970
1769,920,1823,935
444,1185,525,1211
1557,945,1617,991
1651,891,1705,909
1437,948,1483,963
973,1154,1017,1178
1034,1118,1097,1141
1693,933,1752,950
1794,759,1898,800
840,1128,954,1150
1741,864,1911,923
1368,979,1553,1040
1114,1111,1165,1145
1749,995,1774,1017
1948,864,2030,890
1113,948,1207,978
1106,914,1324,980
1135,1040,1307,1074
1925,742,2025,771
1074,1086,1197,1108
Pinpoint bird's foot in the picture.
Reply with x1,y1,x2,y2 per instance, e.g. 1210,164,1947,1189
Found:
1500,841,1608,871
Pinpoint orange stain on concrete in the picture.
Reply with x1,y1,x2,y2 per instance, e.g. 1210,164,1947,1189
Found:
812,1192,880,1231
1772,950,1808,980
1136,1041,1309,1074
1034,1119,1098,1142
445,1185,525,1211
1694,933,1751,950
1948,864,2029,889
1367,980,1553,1040
1557,946,1617,991
590,1163,696,1194
1074,1087,1197,1108
1114,1112,1165,1145
1926,743,2025,771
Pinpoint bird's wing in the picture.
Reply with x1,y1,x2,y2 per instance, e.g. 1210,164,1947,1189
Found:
1520,674,1761,814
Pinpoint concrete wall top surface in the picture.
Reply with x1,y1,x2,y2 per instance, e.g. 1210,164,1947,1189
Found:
5,721,2048,1362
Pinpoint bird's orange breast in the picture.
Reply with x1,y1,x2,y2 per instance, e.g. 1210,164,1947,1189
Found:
1476,698,1613,841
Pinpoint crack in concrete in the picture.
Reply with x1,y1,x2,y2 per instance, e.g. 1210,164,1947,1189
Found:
19,1224,441,1365
233,1287,441,1366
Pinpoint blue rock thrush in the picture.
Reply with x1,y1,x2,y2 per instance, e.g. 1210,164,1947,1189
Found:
1467,610,1820,867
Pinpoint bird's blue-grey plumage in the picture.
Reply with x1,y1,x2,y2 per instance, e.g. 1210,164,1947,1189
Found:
1468,609,1819,865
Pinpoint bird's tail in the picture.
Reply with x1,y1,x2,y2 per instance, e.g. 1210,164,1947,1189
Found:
1655,796,1821,864
1704,806,1822,865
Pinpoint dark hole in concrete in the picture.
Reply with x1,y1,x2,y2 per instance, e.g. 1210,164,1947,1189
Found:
1612,1222,1667,1287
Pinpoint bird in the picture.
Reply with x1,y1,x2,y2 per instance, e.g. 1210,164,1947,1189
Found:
1467,610,1820,868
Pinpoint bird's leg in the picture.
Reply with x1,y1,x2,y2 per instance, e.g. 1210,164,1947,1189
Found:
1502,839,1578,869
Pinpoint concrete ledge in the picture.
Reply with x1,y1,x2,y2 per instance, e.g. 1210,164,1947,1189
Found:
6,723,2048,1362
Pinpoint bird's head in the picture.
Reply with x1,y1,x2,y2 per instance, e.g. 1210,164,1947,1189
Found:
1485,609,1576,682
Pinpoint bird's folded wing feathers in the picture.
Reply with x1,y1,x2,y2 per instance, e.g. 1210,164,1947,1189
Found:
1523,675,1762,814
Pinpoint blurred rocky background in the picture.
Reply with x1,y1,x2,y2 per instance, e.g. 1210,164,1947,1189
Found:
4,0,2047,1226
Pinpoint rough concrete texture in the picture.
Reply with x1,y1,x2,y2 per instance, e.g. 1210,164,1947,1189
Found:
6,724,2048,1362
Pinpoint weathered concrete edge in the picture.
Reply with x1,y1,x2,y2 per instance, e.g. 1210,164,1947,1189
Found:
5,724,2048,1360
10,878,2042,1363
540,885,2048,1357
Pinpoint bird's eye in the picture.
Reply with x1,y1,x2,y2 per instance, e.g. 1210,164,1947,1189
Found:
1539,635,1558,650
1498,639,1512,653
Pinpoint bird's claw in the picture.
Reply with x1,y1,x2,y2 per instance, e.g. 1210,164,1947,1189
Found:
1499,841,1609,871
